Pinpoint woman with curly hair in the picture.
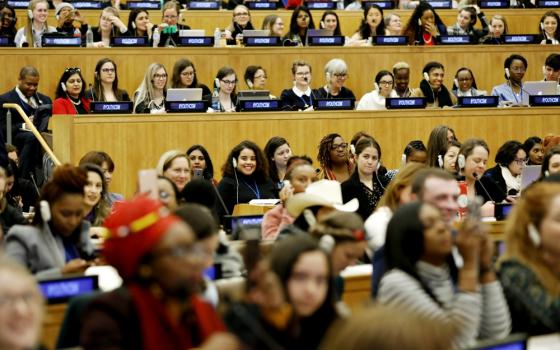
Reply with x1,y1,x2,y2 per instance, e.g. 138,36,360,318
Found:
317,133,353,182
217,140,277,218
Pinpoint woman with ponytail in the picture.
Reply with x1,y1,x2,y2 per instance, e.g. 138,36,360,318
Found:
5,164,97,278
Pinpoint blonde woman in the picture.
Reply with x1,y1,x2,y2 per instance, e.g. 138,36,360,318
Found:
14,0,56,47
133,63,168,114
90,7,128,48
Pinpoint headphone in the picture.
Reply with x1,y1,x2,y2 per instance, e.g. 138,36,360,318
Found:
505,68,510,79
540,21,545,31
438,154,444,168
418,18,422,26
232,157,237,168
246,79,253,89
545,170,550,177
401,153,407,168
543,65,548,77
40,200,51,222
214,78,220,89
457,154,466,170
132,21,136,29
326,71,331,81
60,82,67,92
453,78,459,89
527,223,541,247
373,82,379,91
320,20,325,29
423,72,430,81
28,9,33,20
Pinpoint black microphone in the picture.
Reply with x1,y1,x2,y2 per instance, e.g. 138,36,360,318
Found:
472,172,497,203
212,182,230,216
29,172,40,196
303,76,308,83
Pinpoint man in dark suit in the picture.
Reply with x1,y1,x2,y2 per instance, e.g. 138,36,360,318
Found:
0,66,52,181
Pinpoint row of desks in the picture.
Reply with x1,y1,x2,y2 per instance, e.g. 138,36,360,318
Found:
14,8,550,37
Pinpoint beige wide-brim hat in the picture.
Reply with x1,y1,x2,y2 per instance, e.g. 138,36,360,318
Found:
286,180,359,218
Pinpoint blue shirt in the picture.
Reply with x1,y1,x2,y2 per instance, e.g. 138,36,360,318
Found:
492,82,530,106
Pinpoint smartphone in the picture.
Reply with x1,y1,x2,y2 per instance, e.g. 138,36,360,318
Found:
193,168,203,179
138,169,158,200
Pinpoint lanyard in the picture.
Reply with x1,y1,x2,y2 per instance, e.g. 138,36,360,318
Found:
241,179,260,199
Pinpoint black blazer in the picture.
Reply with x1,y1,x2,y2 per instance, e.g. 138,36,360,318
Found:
481,165,513,203
341,170,388,221
312,86,356,100
217,174,276,218
0,88,52,135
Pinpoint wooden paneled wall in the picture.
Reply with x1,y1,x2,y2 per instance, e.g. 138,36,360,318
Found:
0,45,556,103
15,8,548,37
52,108,560,198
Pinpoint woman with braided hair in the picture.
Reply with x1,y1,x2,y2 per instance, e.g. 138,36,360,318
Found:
317,133,353,182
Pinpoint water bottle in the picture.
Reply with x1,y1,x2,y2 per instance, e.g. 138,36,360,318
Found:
86,25,93,47
152,27,160,47
211,87,220,111
214,27,221,47
73,27,81,38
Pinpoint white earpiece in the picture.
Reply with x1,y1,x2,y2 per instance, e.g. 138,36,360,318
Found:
350,144,356,155
373,82,379,91
319,234,335,253
545,170,550,177
232,157,237,168
457,154,466,169
540,22,545,31
543,65,547,78
28,9,33,20
132,21,136,29
423,72,430,81
246,79,253,89
454,78,459,88
215,78,220,89
438,154,443,168
61,82,67,92
40,200,51,222
401,154,406,168
418,18,422,26
303,208,317,227
376,160,381,172
505,68,510,79
326,72,331,81
527,223,541,247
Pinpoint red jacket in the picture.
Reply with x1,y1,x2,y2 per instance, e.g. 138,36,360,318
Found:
53,97,90,115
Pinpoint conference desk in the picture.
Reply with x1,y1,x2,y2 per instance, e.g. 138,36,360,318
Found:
0,45,557,102
51,107,560,198
14,8,547,37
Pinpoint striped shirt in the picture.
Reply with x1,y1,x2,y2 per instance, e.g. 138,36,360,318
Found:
378,261,511,348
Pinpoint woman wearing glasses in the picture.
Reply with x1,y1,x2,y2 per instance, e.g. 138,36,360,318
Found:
211,66,237,113
313,59,355,101
225,5,254,45
492,54,529,106
171,58,211,97
482,140,527,203
53,67,90,115
86,58,130,102
283,6,315,46
281,60,315,111
155,1,189,47
318,133,353,182
357,70,398,110
133,63,168,114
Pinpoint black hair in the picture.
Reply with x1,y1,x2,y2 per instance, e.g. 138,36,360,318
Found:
423,61,444,75
288,6,315,38
503,54,528,79
320,10,341,36
374,70,394,87
459,6,477,29
545,53,560,70
0,5,17,36
127,9,149,35
186,144,214,180
384,201,458,304
264,136,290,185
356,4,385,39
453,67,479,90
495,140,525,167
522,136,542,157
243,65,265,88
402,2,445,45
222,140,269,183
172,58,201,89
539,11,560,41
215,66,238,98
55,68,86,99
404,140,427,159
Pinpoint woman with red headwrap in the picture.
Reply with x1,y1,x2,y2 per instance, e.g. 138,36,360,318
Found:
80,196,239,350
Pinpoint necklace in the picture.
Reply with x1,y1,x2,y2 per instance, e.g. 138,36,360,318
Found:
69,97,81,105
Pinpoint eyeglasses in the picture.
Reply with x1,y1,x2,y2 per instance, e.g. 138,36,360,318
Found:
513,158,528,165
331,142,348,150
163,15,178,19
101,68,115,73
379,80,393,86
234,12,249,17
221,79,237,85
153,74,167,79
65,67,81,73
334,73,347,79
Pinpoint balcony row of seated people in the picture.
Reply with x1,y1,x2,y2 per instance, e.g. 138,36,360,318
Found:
10,51,559,117
1,1,560,47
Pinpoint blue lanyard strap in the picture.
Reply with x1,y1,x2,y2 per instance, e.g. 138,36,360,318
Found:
241,179,260,199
